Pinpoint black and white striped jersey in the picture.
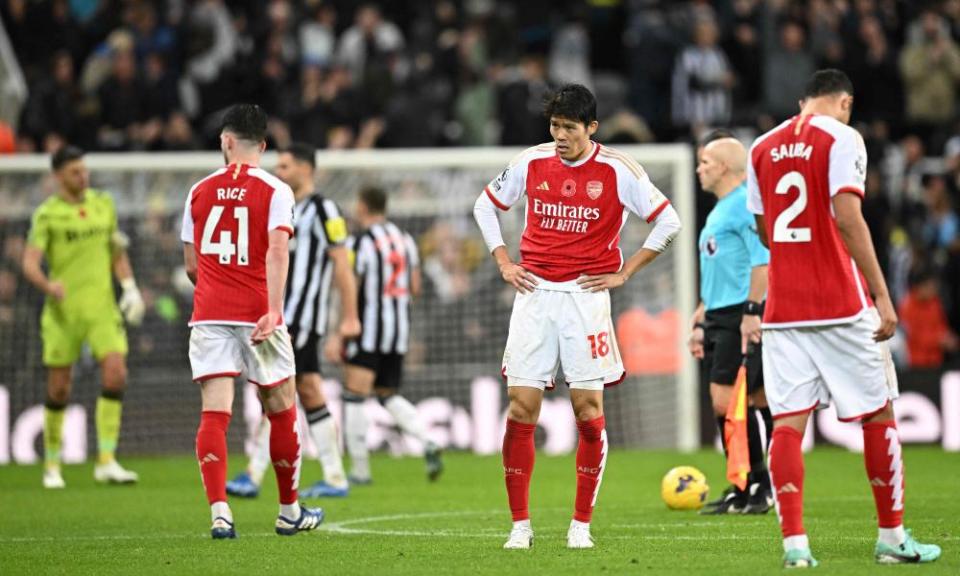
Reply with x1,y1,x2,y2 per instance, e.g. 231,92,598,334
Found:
283,193,348,349
346,221,419,355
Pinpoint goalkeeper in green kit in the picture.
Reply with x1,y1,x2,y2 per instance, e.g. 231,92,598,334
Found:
22,146,145,489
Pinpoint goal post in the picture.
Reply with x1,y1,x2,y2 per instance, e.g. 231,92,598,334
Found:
0,144,698,459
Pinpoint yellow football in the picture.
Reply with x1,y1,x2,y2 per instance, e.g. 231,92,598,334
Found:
661,466,710,510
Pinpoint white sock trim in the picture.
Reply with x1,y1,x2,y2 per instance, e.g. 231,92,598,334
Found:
513,519,531,530
879,525,906,547
211,501,232,523
783,534,809,552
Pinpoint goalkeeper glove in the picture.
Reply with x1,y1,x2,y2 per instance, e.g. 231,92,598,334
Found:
119,278,145,326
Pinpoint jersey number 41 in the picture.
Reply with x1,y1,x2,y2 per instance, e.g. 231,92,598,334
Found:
201,205,250,265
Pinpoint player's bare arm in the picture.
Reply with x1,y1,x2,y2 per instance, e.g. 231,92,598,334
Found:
328,245,361,339
740,265,768,353
410,264,422,299
577,200,681,293
182,243,198,286
832,192,897,341
576,247,657,292
252,229,291,344
754,215,769,248
492,246,537,294
22,245,65,301
688,301,706,359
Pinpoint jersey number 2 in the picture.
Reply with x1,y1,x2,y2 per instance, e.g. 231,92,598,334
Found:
384,250,407,297
773,171,811,243
201,205,249,265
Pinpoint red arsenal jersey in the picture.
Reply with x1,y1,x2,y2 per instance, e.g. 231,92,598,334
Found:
484,142,670,282
181,163,295,326
747,114,872,327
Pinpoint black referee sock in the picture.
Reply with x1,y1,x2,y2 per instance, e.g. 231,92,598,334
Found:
306,405,331,424
716,416,727,456
746,407,766,473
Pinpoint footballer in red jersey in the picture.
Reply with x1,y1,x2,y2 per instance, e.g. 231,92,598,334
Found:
745,70,940,567
474,84,681,549
180,104,323,540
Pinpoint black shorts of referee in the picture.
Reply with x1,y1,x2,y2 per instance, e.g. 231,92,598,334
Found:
703,301,763,392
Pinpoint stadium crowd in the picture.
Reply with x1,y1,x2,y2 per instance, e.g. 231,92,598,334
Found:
2,0,960,369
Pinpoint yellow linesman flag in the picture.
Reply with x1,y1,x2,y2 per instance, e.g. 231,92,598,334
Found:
724,363,751,491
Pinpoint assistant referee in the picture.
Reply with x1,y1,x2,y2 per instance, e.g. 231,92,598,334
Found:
688,131,772,514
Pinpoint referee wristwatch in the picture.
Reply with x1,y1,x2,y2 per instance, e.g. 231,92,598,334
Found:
743,300,762,316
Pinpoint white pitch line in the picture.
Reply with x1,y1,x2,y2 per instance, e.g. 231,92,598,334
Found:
2,508,957,544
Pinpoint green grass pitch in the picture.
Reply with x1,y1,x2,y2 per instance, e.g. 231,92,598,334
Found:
1,447,957,575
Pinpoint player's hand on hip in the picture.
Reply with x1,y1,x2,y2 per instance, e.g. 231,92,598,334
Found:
500,262,537,293
46,281,65,302
251,311,281,345
873,294,898,342
740,314,762,355
688,327,705,359
339,316,361,339
119,279,145,326
576,272,627,292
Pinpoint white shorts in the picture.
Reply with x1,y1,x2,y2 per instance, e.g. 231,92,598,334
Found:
502,279,625,391
189,324,296,388
762,308,898,421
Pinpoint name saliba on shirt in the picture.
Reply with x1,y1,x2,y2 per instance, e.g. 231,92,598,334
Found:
532,198,600,233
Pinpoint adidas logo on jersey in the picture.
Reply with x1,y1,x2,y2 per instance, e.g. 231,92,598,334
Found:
273,459,296,468
537,181,550,191
871,477,888,487
199,453,220,465
778,483,799,494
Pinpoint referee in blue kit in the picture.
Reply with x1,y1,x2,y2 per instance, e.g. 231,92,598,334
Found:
688,131,773,514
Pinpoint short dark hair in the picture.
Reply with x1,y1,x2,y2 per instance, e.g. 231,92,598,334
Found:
543,84,597,126
51,145,84,171
804,69,854,99
359,186,387,215
220,104,268,142
281,142,316,169
700,129,736,147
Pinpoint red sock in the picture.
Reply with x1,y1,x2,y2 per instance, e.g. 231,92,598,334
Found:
196,411,231,505
574,416,607,523
503,419,536,522
267,405,302,505
863,419,905,528
769,426,805,538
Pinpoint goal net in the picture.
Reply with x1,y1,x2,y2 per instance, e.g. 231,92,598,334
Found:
0,145,696,463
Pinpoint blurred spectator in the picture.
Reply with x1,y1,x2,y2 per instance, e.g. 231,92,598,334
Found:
921,174,959,253
900,9,960,152
625,3,678,138
848,16,904,129
898,268,959,369
671,16,733,134
721,0,762,113
161,111,199,151
498,54,551,146
863,169,893,275
763,19,815,120
549,7,591,89
300,2,338,66
336,4,405,85
96,48,145,150
18,51,87,152
128,1,177,65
